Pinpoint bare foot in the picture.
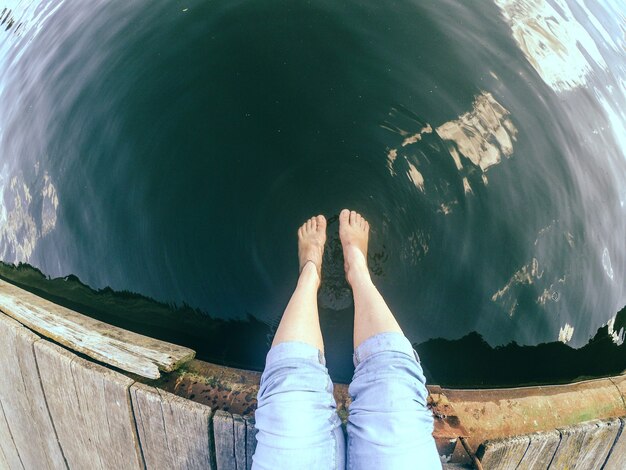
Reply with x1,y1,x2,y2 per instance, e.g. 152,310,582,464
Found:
298,215,327,281
339,209,370,285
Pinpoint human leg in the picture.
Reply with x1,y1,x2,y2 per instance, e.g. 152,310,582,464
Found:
271,215,326,351
340,209,441,470
338,209,403,349
253,215,345,470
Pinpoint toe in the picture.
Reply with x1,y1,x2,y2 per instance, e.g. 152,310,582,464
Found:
365,221,370,232
306,218,313,232
310,216,317,231
340,209,350,224
350,210,357,225
316,215,326,231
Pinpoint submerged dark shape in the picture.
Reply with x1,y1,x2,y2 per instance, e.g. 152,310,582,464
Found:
1,261,624,387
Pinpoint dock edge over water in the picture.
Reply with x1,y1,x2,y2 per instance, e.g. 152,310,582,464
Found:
0,284,625,468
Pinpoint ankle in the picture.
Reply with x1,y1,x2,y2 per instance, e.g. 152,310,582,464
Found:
299,261,321,287
346,260,371,287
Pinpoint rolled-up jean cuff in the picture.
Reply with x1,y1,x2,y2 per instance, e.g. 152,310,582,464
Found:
265,341,326,367
353,332,419,367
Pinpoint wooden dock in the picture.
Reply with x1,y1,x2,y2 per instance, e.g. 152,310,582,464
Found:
0,279,625,469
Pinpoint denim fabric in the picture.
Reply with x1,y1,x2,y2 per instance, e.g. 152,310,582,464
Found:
253,333,441,470
347,333,441,470
252,341,346,470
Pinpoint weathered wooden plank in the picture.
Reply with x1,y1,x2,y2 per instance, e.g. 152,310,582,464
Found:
0,279,195,378
161,390,214,470
548,419,621,470
34,340,92,469
548,425,588,469
214,410,236,470
34,339,144,470
244,415,257,470
575,418,621,470
130,382,214,469
516,430,560,470
603,417,626,470
0,442,9,470
0,399,22,470
476,435,530,470
233,414,246,470
0,313,66,469
130,383,168,469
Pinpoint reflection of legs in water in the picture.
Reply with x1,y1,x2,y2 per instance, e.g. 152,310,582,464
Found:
253,215,345,470
341,209,441,470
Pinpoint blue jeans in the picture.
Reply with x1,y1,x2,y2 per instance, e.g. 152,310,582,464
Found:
252,332,441,469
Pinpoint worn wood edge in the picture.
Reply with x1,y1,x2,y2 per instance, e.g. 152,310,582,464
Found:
515,429,561,470
584,418,623,467
0,309,38,337
476,434,530,467
233,414,247,470
3,319,69,469
0,278,196,367
71,352,143,469
475,418,626,470
19,297,160,378
0,279,195,378
131,382,216,469
129,382,167,470
0,279,195,374
133,381,213,416
34,335,145,469
549,421,596,468
244,415,257,470
213,410,239,470
602,417,626,470
0,293,161,377
553,418,621,469
4,288,626,466
68,341,142,466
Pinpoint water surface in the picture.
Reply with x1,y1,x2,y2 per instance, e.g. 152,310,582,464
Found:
0,0,624,384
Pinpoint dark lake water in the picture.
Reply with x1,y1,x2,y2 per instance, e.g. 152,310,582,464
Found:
0,0,624,386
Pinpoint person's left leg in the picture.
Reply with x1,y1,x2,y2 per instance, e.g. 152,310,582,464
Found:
253,215,345,470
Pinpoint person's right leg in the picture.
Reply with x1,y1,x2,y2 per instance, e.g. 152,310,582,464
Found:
340,209,441,470
253,215,344,470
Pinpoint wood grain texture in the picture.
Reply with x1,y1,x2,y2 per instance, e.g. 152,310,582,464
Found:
572,419,621,470
0,313,66,469
516,430,560,470
477,435,530,470
233,414,246,470
0,399,22,470
0,279,194,378
602,418,626,470
130,382,214,470
213,411,236,470
0,441,9,470
548,419,620,470
244,415,257,470
34,339,144,470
